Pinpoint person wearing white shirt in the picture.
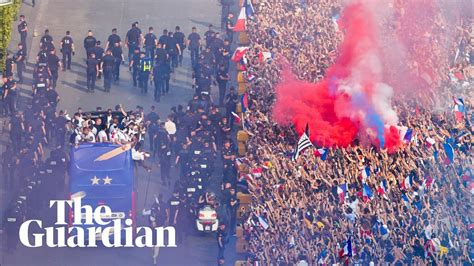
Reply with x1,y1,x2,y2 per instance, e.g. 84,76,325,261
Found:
75,127,96,145
164,116,176,135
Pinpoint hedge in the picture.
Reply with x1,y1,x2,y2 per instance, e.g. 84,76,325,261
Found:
0,0,22,72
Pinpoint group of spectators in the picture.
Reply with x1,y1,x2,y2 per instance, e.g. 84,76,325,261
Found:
233,0,473,265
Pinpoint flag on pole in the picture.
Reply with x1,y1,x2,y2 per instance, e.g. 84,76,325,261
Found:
244,0,254,17
233,7,247,32
377,179,388,199
292,123,313,161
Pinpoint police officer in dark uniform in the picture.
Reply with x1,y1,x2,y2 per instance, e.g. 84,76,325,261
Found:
166,31,181,70
144,27,157,60
18,15,28,53
86,53,99,92
60,31,74,70
162,60,171,94
14,43,26,83
216,64,230,106
111,42,124,81
2,77,18,116
158,29,169,49
3,53,15,79
204,24,215,48
40,29,54,52
3,205,22,251
102,50,115,92
129,47,141,87
125,22,143,63
166,191,183,243
54,110,68,146
138,52,152,93
152,61,163,102
106,28,121,51
159,136,172,186
187,27,201,67
173,26,186,67
47,49,61,89
92,41,104,79
83,30,97,58
225,13,235,42
154,43,168,67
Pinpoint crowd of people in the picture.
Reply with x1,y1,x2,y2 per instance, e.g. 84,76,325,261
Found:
233,0,473,265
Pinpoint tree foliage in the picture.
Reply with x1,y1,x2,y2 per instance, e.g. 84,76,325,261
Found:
0,0,22,72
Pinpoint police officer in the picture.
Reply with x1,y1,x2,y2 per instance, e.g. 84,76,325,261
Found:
3,53,15,79
2,77,17,116
166,191,183,243
225,13,235,42
86,53,99,92
105,28,121,51
166,31,181,70
187,27,201,67
18,15,28,53
32,76,48,95
129,47,141,87
152,61,163,102
138,52,152,93
158,29,169,49
102,50,115,92
40,29,54,52
154,42,168,67
204,24,215,48
125,22,143,63
144,27,157,60
173,26,186,67
216,64,230,107
47,49,61,89
159,136,172,186
3,205,22,252
14,43,26,83
60,31,75,70
216,223,227,258
92,41,105,79
54,110,69,146
111,42,124,81
83,30,97,58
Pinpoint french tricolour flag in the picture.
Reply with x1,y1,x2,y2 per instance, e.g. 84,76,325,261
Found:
377,179,388,199
233,6,247,32
314,148,327,161
453,97,465,121
362,183,373,202
360,166,370,182
337,184,347,203
231,46,249,62
338,236,352,265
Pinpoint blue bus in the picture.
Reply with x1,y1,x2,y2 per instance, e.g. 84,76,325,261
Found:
69,143,136,238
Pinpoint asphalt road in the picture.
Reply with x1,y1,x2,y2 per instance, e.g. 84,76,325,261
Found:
0,0,240,265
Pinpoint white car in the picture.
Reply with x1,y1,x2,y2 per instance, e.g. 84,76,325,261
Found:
196,206,219,232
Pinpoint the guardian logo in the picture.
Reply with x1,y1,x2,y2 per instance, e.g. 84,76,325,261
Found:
19,198,176,248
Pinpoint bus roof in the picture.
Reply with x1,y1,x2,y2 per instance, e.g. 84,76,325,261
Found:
70,143,132,172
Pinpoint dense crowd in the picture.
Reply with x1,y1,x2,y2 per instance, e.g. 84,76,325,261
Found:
235,0,473,265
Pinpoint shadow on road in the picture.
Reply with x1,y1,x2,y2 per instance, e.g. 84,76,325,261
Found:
61,80,88,92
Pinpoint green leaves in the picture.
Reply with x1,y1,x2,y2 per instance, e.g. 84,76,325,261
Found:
0,0,21,70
